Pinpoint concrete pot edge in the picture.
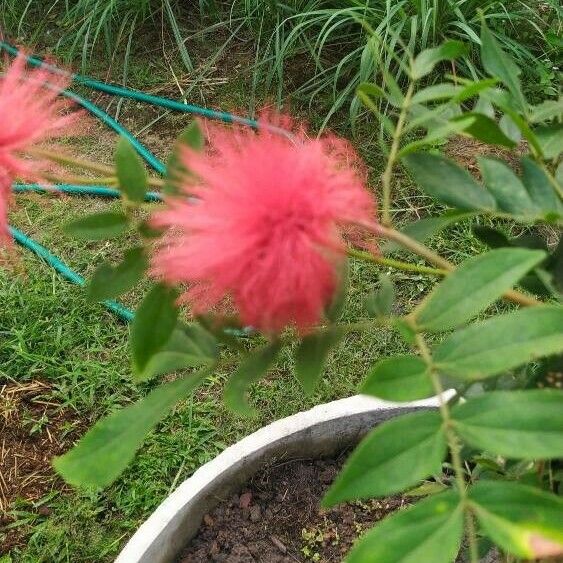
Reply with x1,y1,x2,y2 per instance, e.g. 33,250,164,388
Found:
115,393,446,563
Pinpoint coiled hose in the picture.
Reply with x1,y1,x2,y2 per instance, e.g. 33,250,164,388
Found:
1,42,281,322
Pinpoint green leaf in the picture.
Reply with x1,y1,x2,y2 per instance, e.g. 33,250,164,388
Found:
53,371,207,488
64,211,129,240
178,120,205,151
433,306,563,381
480,21,525,110
451,78,498,103
361,355,434,402
295,328,342,395
381,69,404,107
411,41,467,80
479,157,538,216
326,260,349,322
403,153,496,212
415,248,546,332
86,247,147,302
470,481,563,559
473,94,496,119
452,113,517,148
405,481,449,497
485,93,543,156
323,410,446,505
224,342,281,416
452,389,563,459
357,82,398,109
399,116,477,157
393,318,417,345
521,157,563,217
499,114,522,144
407,102,462,133
164,121,204,194
411,83,462,105
365,274,395,317
529,98,563,123
115,137,147,203
135,323,218,383
346,490,463,563
131,284,178,377
534,123,563,160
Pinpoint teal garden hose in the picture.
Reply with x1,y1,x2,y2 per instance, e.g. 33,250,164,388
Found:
2,41,283,322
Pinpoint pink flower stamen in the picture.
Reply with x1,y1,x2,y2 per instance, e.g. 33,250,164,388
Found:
151,113,376,334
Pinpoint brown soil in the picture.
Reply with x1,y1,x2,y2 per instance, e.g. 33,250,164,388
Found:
445,136,526,178
0,381,82,554
178,456,407,563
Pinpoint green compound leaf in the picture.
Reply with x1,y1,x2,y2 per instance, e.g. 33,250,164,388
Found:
347,490,463,563
357,82,399,109
534,123,563,160
433,306,563,381
64,211,129,240
521,157,563,218
452,113,517,148
470,481,563,559
134,323,218,383
86,246,148,302
323,410,446,505
403,153,497,212
411,41,467,80
164,121,204,194
224,341,282,417
479,157,538,216
398,115,477,157
365,274,395,317
295,328,343,395
115,136,148,203
481,21,525,110
54,371,207,488
415,248,546,332
131,284,178,378
411,83,463,105
361,355,434,402
451,389,563,459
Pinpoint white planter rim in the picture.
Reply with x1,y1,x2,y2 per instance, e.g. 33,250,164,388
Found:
116,394,447,563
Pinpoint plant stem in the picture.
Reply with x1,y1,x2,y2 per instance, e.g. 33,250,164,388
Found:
360,222,542,307
27,147,164,188
28,147,115,175
43,173,118,186
376,224,453,271
415,334,479,563
381,81,415,226
347,247,447,277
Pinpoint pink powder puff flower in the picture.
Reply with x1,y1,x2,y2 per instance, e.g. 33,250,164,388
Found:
0,54,76,246
151,113,376,334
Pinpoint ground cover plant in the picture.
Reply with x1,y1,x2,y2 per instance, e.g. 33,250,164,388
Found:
1,5,558,560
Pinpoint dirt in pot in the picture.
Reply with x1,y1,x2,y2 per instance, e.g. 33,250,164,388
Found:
178,455,407,562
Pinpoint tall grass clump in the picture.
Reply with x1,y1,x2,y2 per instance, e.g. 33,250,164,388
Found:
228,0,561,127
0,0,195,75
